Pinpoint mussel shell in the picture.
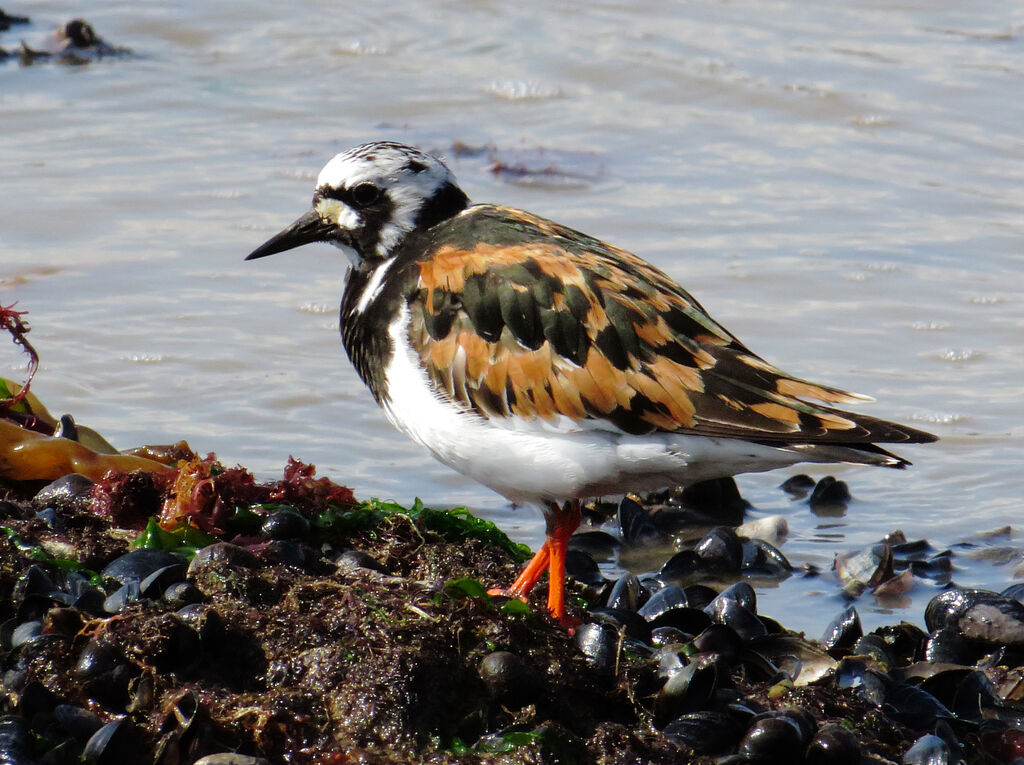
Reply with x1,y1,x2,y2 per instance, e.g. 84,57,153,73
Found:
902,733,955,765
710,582,757,613
834,543,893,597
780,474,815,496
617,496,662,547
103,549,187,586
678,477,748,524
804,722,860,765
738,714,809,761
694,527,743,573
749,635,838,686
850,634,894,666
923,627,977,665
663,711,742,755
84,718,140,764
925,588,1024,646
588,608,651,642
260,508,310,540
575,622,619,675
654,657,718,725
882,682,953,729
0,715,32,764
605,573,641,612
821,605,862,652
742,538,793,578
478,651,544,707
706,596,766,641
564,549,605,587
808,476,850,509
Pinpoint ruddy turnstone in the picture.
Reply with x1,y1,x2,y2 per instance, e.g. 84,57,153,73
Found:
246,140,936,625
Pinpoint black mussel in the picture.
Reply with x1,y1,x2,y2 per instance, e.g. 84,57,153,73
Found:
9,621,42,649
692,624,744,658
738,713,810,762
923,627,977,665
1002,582,1024,605
834,543,893,597
575,622,619,675
76,637,136,707
695,527,743,573
564,549,605,587
680,584,718,610
663,711,743,755
588,608,651,642
0,715,32,765
16,592,56,624
835,658,890,706
808,476,850,510
618,496,663,547
103,549,187,586
163,582,204,609
749,635,838,686
478,651,544,708
647,607,713,635
655,644,687,679
890,538,933,560
43,606,84,637
84,718,141,764
192,757,274,765
805,722,860,765
567,530,620,558
14,565,56,601
851,634,894,666
659,550,702,583
651,626,692,648
34,507,61,529
925,588,1024,646
929,669,1000,722
902,733,955,765
332,548,389,575
139,564,188,599
260,508,310,540
685,476,749,514
873,622,927,665
706,596,766,641
146,615,203,674
711,582,757,613
263,539,318,569
53,703,105,742
780,474,815,497
910,553,954,584
605,573,641,611
103,580,143,614
187,543,259,574
34,472,94,506
883,682,953,730
637,586,687,620
822,605,862,652
18,680,56,717
742,538,793,578
654,656,718,726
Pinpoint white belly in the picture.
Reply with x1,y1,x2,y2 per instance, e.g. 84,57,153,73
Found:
379,307,809,504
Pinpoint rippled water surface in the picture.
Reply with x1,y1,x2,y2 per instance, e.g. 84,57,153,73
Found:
2,0,1023,633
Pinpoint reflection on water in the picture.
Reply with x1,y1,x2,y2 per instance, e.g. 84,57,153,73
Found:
1,0,1022,633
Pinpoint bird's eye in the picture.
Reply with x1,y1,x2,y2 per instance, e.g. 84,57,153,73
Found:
350,183,381,207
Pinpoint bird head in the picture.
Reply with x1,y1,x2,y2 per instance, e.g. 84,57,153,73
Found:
246,141,469,267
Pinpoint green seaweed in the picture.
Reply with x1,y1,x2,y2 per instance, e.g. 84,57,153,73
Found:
132,516,218,559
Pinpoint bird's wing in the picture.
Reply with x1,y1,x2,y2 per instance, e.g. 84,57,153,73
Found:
404,205,934,445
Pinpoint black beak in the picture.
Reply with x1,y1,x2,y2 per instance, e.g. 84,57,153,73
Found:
245,210,336,260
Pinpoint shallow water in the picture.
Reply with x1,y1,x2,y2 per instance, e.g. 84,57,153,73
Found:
2,0,1022,634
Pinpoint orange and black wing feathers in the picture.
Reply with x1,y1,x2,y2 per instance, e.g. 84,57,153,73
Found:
405,205,936,447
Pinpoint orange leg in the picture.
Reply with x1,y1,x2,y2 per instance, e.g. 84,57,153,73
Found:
489,501,582,628
545,500,581,627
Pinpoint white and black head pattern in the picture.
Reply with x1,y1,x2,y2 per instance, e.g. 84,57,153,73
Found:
246,141,469,267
